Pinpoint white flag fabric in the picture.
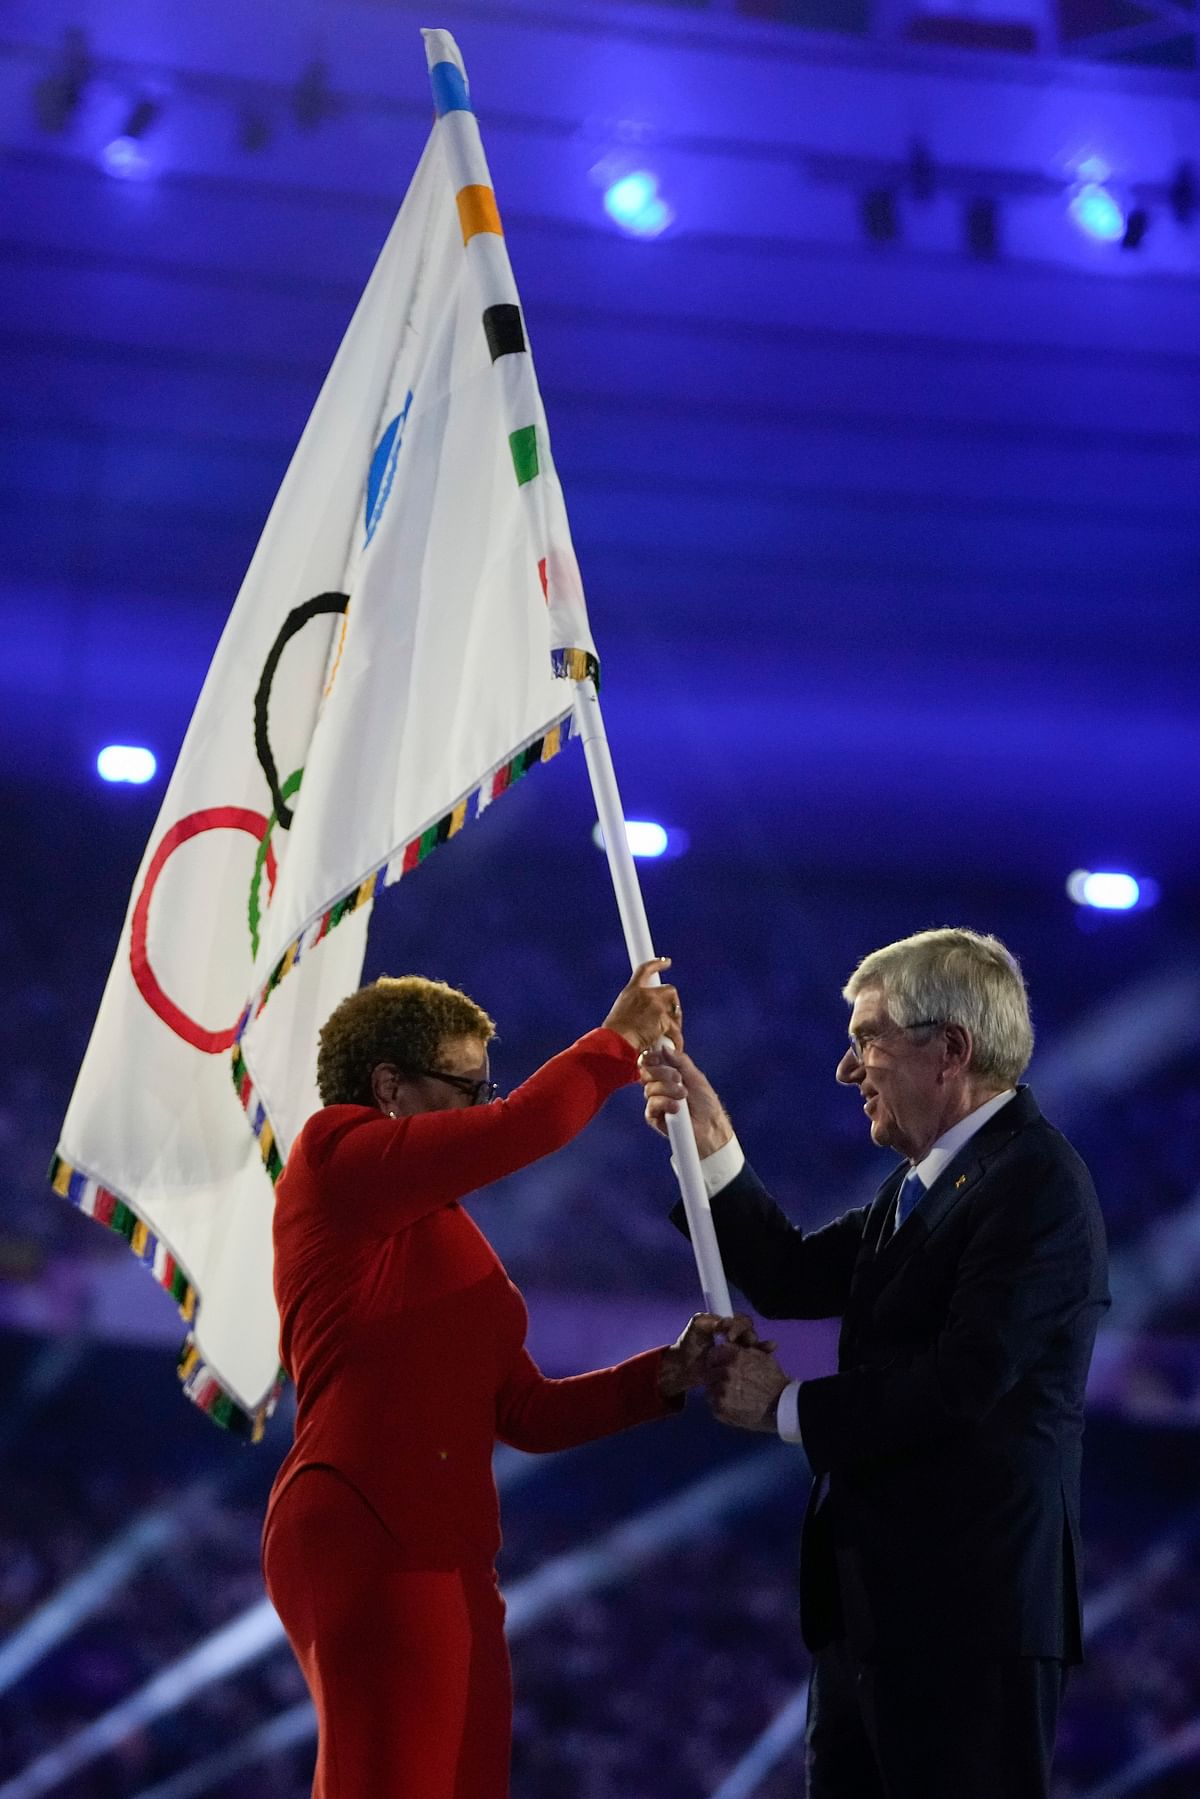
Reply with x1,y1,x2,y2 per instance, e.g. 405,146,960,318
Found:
51,30,597,1438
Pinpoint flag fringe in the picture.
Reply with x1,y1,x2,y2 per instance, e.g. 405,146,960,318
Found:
232,707,578,1080
46,1153,285,1442
551,647,599,685
178,1339,285,1444
48,1152,199,1319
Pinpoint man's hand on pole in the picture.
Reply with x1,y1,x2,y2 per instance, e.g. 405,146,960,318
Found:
706,1335,791,1433
639,1044,734,1158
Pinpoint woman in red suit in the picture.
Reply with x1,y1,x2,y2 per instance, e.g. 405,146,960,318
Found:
262,957,723,1798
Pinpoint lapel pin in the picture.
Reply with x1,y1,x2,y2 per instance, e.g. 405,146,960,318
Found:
955,1174,968,1189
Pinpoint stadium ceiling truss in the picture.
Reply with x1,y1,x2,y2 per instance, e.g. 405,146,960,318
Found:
583,0,1200,73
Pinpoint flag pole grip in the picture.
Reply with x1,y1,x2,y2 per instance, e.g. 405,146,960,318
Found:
570,681,733,1318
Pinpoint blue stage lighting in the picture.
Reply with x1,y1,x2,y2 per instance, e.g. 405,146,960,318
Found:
1066,869,1155,911
101,95,159,179
100,134,153,179
624,820,669,858
1069,182,1125,243
97,745,157,784
603,171,671,238
592,820,685,860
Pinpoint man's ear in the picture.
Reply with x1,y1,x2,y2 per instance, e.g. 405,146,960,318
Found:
370,1063,401,1112
943,1022,972,1073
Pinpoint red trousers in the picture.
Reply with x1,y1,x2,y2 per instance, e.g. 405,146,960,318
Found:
262,1468,511,1798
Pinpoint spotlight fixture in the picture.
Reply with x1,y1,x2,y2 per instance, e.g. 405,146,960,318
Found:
1167,161,1197,227
1069,182,1125,244
602,170,672,238
591,820,688,860
1122,206,1150,250
97,745,157,785
964,195,999,259
100,136,153,179
906,138,936,203
861,188,899,244
33,26,91,134
120,96,160,140
1066,869,1159,912
101,93,161,179
237,106,272,153
292,60,336,132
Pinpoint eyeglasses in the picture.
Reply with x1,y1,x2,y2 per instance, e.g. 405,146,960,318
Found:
416,1068,498,1106
845,1019,943,1063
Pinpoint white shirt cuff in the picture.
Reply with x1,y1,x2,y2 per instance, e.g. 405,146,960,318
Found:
776,1380,804,1444
672,1131,745,1198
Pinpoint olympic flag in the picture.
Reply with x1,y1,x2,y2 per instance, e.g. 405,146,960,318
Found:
50,31,600,1437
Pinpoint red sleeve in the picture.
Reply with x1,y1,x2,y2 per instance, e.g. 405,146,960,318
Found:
297,1027,638,1237
495,1345,682,1454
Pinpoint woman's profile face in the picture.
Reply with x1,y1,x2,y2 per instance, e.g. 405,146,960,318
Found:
371,1035,492,1117
424,1035,492,1105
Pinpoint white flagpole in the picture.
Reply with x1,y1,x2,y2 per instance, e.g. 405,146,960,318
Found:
571,681,733,1317
422,28,732,1317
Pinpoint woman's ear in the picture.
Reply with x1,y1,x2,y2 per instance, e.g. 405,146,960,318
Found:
370,1063,401,1114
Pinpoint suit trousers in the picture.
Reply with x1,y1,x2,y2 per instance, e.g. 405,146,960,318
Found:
805,1637,1067,1799
262,1467,511,1799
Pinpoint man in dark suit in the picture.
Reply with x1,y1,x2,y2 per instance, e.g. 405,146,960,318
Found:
640,927,1108,1799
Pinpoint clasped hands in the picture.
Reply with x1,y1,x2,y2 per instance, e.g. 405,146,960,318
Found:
659,1312,790,1432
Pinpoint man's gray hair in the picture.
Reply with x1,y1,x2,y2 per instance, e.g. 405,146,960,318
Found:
843,927,1034,1086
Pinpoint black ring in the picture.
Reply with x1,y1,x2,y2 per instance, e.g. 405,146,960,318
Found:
253,592,349,830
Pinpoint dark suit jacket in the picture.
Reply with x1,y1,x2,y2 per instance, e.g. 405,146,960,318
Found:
674,1087,1109,1661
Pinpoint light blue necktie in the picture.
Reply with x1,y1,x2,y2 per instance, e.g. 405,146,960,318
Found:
895,1167,925,1232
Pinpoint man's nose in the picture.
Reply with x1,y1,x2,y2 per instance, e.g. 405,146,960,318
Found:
836,1049,862,1087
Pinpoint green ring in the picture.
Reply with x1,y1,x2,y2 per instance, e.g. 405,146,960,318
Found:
248,768,303,960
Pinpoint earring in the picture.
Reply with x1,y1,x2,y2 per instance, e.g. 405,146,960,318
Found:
387,1107,399,1118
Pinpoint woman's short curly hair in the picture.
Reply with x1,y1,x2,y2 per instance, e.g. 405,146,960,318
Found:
316,976,496,1108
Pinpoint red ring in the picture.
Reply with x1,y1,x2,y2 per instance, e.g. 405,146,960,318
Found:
131,807,273,1054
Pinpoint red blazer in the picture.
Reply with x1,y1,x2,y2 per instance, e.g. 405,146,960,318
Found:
266,1028,678,1568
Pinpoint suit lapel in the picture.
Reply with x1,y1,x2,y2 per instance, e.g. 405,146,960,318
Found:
861,1086,1042,1288
850,1165,908,1287
871,1156,974,1285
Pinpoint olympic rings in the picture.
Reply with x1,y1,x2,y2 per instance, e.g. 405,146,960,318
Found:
248,769,302,961
253,593,348,831
131,592,348,1045
131,807,276,1054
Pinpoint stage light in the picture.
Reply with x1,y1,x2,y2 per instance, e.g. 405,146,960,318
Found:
965,195,999,259
906,138,935,203
1122,206,1150,250
603,171,672,238
1066,869,1157,911
122,97,161,139
100,136,153,179
591,820,686,860
292,60,336,132
1070,182,1125,243
861,188,899,244
33,27,91,134
101,98,160,180
624,821,668,858
237,107,272,153
97,746,157,784
1167,162,1197,227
